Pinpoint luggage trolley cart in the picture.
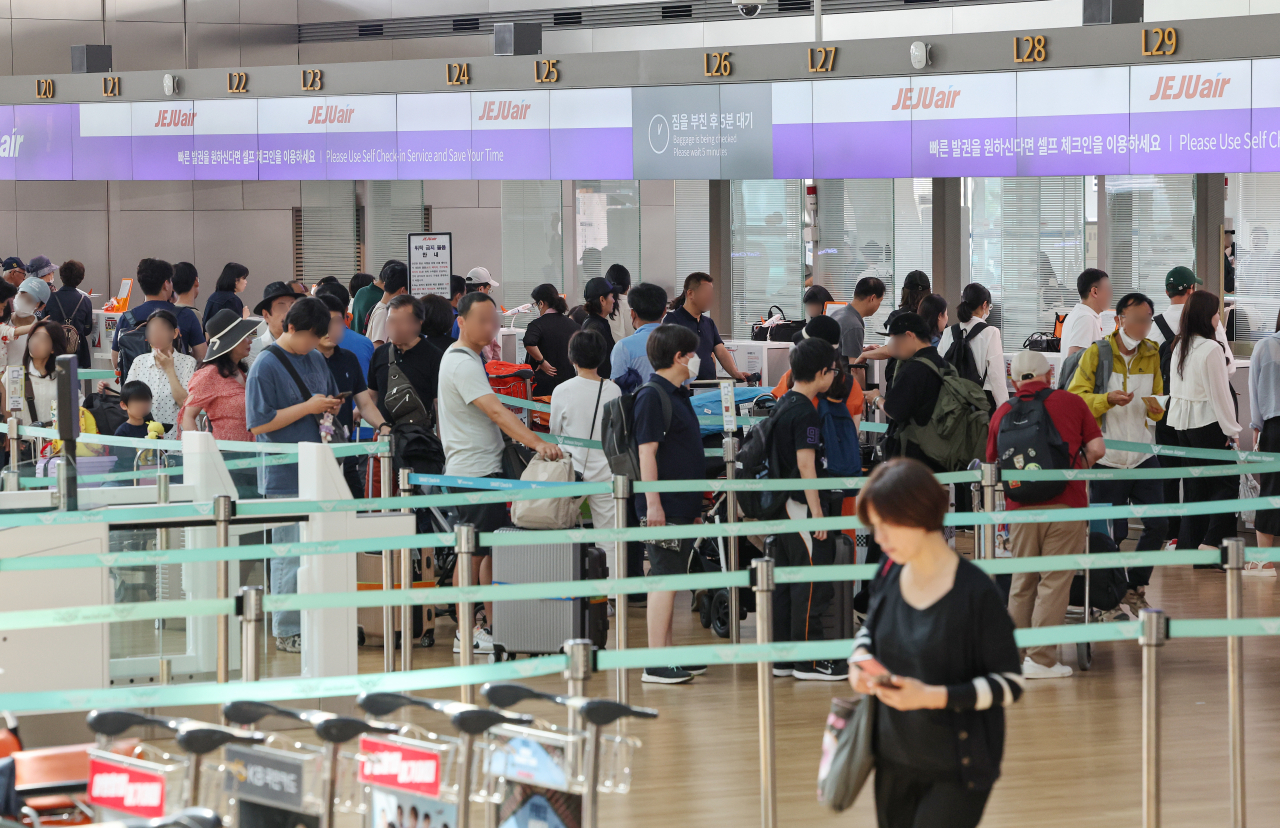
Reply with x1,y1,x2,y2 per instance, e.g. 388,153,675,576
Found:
215,702,398,828
82,711,265,823
480,683,657,828
353,692,537,828
486,364,535,427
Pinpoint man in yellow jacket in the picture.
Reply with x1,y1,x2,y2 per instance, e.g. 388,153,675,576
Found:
1066,292,1166,618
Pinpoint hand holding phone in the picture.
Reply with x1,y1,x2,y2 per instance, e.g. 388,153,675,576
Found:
849,652,899,693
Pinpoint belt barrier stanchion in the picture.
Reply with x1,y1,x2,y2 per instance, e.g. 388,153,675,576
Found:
3,421,18,492
724,434,741,644
751,557,777,828
214,495,234,684
611,474,631,705
1140,607,1168,828
456,522,477,705
55,354,78,511
239,585,263,681
380,437,395,673
399,467,414,672
980,462,998,560
564,637,594,820
1224,536,1247,828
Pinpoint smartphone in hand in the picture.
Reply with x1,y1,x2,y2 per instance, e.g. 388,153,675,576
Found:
850,653,898,686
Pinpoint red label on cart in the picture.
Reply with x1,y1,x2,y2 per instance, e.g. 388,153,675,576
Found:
85,757,166,818
358,736,442,798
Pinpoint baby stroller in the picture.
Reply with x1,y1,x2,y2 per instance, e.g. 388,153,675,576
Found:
690,492,767,638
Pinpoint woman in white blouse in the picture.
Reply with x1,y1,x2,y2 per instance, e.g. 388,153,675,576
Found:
936,282,1008,409
1168,290,1242,558
125,310,196,433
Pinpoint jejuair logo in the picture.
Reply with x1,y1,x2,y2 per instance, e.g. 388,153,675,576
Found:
891,86,960,111
1149,73,1231,101
307,105,355,125
0,129,23,157
152,109,196,128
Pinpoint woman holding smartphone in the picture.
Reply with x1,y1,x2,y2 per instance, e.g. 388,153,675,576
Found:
849,458,1023,827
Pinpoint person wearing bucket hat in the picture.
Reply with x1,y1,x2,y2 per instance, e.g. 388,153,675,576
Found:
581,276,616,380
178,308,259,450
247,281,307,367
25,255,55,284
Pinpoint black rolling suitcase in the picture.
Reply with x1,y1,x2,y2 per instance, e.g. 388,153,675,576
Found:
822,532,858,641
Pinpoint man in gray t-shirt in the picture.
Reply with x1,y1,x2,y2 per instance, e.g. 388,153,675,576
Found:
437,291,563,653
828,275,886,359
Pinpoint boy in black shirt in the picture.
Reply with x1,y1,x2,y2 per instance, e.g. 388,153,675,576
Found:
769,337,847,681
110,381,155,476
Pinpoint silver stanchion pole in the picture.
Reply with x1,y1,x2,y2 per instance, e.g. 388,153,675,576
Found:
724,434,741,644
456,522,477,704
239,585,263,681
611,474,631,705
214,494,234,684
1140,607,1168,828
399,468,415,672
1224,537,1246,828
980,462,998,560
564,637,594,821
751,557,777,828
380,438,395,672
55,355,78,512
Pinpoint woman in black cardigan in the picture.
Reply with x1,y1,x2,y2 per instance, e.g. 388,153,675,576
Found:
850,458,1024,828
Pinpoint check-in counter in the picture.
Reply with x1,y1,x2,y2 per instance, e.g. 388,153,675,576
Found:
718,339,793,387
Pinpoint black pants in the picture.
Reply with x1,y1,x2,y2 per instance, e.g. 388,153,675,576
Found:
1090,456,1168,589
451,474,512,557
772,518,834,645
1155,420,1183,542
874,761,991,828
625,497,645,579
1176,423,1238,551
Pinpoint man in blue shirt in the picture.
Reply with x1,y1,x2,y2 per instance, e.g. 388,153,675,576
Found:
316,281,374,379
609,282,667,394
634,323,706,685
111,258,208,367
662,271,745,383
245,296,344,654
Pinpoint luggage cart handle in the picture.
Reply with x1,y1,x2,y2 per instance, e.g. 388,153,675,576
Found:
482,683,658,725
173,724,267,757
98,807,223,828
86,710,185,737
357,692,533,734
222,700,396,744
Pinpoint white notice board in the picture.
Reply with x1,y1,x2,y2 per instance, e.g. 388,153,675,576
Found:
408,232,452,298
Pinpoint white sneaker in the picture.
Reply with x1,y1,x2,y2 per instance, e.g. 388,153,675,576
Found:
453,627,496,654
1022,657,1072,679
1243,561,1277,577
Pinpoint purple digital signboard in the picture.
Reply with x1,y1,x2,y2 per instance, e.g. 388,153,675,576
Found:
1129,60,1252,174
17,103,72,180
1249,59,1280,171
193,98,258,180
324,95,398,180
1016,67,1131,176
397,93,471,180
771,82,812,179
549,87,633,180
257,96,325,180
811,77,911,179
471,89,550,180
910,73,1017,177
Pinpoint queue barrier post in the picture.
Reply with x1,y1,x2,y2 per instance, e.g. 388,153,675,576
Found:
238,585,263,682
3,421,18,492
380,437,395,673
214,494,234,685
1140,607,1168,828
399,467,414,673
456,522,477,705
751,557,777,828
564,638,595,823
724,434,741,644
611,474,631,706
1223,536,1247,828
980,462,998,560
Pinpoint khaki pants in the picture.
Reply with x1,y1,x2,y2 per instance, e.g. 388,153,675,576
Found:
1008,505,1086,668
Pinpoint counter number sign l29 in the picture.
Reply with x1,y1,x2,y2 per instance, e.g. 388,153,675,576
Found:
408,231,453,299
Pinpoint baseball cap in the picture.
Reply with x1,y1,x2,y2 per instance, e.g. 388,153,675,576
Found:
17,276,50,306
886,311,930,340
2,257,24,272
583,276,614,300
792,314,842,346
1166,266,1202,293
1010,350,1051,382
903,270,930,291
465,266,499,289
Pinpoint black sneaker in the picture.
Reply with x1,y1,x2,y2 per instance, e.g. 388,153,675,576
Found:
794,660,849,681
641,667,693,684
683,665,707,676
772,663,795,678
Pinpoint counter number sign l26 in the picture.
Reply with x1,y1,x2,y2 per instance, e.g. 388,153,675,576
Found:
408,232,453,299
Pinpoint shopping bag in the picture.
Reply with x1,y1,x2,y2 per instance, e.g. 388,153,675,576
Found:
817,695,876,812
1240,467,1261,524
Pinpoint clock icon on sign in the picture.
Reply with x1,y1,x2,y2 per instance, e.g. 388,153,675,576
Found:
648,114,670,154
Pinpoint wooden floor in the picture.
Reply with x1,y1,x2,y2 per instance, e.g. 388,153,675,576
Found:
234,536,1280,827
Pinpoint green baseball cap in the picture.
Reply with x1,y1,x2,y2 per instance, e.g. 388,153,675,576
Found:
1166,266,1202,292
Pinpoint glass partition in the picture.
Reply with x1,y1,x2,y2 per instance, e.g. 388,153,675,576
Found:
729,179,804,340
574,180,640,286
1225,172,1280,343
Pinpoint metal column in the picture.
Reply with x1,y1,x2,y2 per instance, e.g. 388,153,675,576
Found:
456,523,477,704
724,435,741,644
399,468,414,673
611,474,631,705
1224,537,1246,828
380,438,395,672
55,356,79,511
751,557,777,828
1140,608,1168,828
565,636,593,820
979,462,998,560
214,495,234,684
239,585,263,681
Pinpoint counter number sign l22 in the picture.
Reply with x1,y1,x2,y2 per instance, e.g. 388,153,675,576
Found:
408,231,453,300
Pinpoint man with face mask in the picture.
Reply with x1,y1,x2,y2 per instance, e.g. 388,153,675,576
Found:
1066,292,1166,618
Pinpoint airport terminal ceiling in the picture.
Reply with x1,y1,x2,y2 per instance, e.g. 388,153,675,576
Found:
0,13,1277,181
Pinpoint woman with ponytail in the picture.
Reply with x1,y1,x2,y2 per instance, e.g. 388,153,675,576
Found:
937,282,1008,409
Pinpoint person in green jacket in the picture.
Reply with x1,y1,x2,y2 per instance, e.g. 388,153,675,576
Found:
351,269,384,335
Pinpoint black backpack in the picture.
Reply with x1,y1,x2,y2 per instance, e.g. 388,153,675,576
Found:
736,394,804,520
601,380,671,481
996,387,1073,505
1153,314,1175,398
1070,532,1131,612
942,322,989,385
116,309,187,382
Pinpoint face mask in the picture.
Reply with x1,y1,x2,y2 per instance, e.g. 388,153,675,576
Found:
685,355,701,379
1117,328,1143,351
13,295,35,316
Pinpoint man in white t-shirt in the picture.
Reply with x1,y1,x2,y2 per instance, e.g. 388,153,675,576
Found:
1061,268,1113,356
437,290,563,654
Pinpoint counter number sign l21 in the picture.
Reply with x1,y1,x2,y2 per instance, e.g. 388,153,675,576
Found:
408,231,453,299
